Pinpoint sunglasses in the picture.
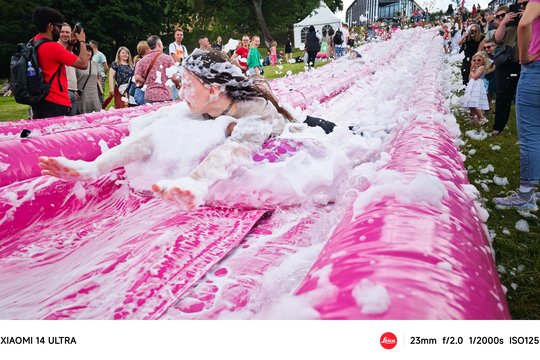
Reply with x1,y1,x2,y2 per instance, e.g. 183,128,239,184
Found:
484,45,495,50
495,13,507,19
473,58,484,62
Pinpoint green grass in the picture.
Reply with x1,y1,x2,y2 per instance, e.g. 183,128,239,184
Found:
262,60,327,80
0,96,29,122
456,107,540,319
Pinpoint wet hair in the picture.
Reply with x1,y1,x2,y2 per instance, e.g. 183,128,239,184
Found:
183,49,294,121
147,35,161,50
33,6,64,33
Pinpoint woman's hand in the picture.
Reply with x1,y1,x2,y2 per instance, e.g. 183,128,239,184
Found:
38,156,97,182
151,178,208,210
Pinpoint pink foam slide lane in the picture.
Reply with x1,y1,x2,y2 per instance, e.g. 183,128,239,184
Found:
0,173,266,319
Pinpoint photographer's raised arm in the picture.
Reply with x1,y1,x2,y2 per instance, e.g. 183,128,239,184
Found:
71,29,89,69
494,12,516,42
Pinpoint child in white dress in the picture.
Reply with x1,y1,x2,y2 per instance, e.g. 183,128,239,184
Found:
461,51,490,125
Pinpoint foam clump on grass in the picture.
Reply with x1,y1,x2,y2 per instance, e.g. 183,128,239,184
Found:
493,176,509,186
515,219,529,233
479,164,494,174
465,129,488,140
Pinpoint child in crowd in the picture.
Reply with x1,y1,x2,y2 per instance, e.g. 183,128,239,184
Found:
270,41,277,66
461,51,490,125
247,35,263,77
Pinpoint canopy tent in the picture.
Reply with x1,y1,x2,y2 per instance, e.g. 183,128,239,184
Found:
293,2,342,49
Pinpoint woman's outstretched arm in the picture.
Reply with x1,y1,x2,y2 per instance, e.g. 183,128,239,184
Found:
39,129,153,181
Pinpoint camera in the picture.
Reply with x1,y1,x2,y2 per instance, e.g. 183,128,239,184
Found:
74,22,83,34
507,2,527,27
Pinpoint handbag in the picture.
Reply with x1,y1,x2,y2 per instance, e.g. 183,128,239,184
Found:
493,46,514,67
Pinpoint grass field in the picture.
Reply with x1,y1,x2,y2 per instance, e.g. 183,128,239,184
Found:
456,108,540,319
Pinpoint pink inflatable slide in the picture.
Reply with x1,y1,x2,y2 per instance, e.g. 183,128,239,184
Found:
0,29,509,319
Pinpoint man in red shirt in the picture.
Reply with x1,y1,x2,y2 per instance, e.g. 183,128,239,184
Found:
31,7,88,119
231,35,250,73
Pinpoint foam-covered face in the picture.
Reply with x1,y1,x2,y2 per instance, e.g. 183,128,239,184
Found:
180,70,220,115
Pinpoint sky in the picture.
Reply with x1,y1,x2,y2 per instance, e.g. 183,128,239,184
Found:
335,0,492,21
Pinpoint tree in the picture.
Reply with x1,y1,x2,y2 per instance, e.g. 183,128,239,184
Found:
189,0,343,47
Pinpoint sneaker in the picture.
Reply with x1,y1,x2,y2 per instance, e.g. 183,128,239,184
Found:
490,130,501,136
493,191,538,211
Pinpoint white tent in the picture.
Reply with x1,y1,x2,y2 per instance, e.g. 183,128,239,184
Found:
293,2,342,49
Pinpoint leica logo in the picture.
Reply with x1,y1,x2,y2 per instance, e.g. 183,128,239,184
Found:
380,332,397,349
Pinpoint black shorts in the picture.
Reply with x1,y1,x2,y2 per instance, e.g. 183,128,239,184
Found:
347,39,355,47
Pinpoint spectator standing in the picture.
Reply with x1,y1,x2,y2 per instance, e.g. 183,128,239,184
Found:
270,41,277,66
491,3,523,135
213,36,223,51
30,6,88,119
461,52,490,124
482,40,497,111
134,35,180,103
75,45,101,114
327,27,335,58
198,36,212,50
58,23,78,115
231,35,250,72
494,0,540,210
304,26,320,68
109,46,134,109
247,35,263,77
168,30,189,100
334,24,348,58
457,24,484,84
89,40,108,104
284,35,293,62
132,40,150,106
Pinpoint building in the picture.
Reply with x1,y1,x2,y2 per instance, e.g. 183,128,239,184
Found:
346,0,424,25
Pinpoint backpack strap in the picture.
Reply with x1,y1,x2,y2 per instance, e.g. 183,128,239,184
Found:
33,37,64,92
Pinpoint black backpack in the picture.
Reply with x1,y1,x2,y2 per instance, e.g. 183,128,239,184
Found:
333,30,344,45
10,38,62,106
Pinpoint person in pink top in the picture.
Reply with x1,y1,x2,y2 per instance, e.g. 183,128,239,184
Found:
134,35,180,103
494,0,540,211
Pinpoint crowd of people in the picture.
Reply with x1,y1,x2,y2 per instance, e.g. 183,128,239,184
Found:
435,2,539,210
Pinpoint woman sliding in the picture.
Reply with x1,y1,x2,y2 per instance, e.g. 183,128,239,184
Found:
39,49,339,210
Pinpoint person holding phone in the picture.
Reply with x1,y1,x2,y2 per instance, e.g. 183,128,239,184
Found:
490,1,527,135
457,24,484,84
